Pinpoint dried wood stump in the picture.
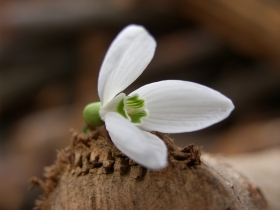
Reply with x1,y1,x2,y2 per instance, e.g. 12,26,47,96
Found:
34,126,267,210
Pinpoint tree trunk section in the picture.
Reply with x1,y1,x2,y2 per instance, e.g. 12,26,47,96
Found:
34,127,267,210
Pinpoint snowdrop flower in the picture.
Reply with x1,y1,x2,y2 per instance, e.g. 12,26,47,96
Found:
83,25,234,170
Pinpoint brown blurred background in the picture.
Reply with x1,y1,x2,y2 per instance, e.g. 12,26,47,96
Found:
1,0,280,209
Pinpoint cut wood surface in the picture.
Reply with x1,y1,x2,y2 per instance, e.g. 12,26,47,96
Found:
34,127,267,210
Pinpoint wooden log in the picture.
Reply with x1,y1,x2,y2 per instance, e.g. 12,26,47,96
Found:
34,127,267,210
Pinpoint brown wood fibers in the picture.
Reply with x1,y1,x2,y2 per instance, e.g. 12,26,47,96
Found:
33,126,267,210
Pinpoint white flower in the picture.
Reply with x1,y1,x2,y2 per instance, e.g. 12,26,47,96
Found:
83,25,234,170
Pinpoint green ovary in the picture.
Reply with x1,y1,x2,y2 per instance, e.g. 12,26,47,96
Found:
124,95,148,124
83,102,104,126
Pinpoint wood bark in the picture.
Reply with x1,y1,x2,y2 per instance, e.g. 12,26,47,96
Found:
34,127,267,210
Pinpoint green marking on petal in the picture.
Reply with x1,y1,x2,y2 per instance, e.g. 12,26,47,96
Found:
99,93,148,124
125,95,145,108
125,94,148,124
130,110,148,124
117,99,128,119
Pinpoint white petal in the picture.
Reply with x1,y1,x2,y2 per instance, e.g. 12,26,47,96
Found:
98,25,156,106
130,80,234,133
104,112,167,170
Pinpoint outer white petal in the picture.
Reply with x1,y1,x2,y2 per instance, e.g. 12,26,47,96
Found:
98,25,156,106
130,80,234,133
104,112,167,170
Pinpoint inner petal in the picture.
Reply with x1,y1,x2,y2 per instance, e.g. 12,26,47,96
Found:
100,93,149,124
125,94,149,124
